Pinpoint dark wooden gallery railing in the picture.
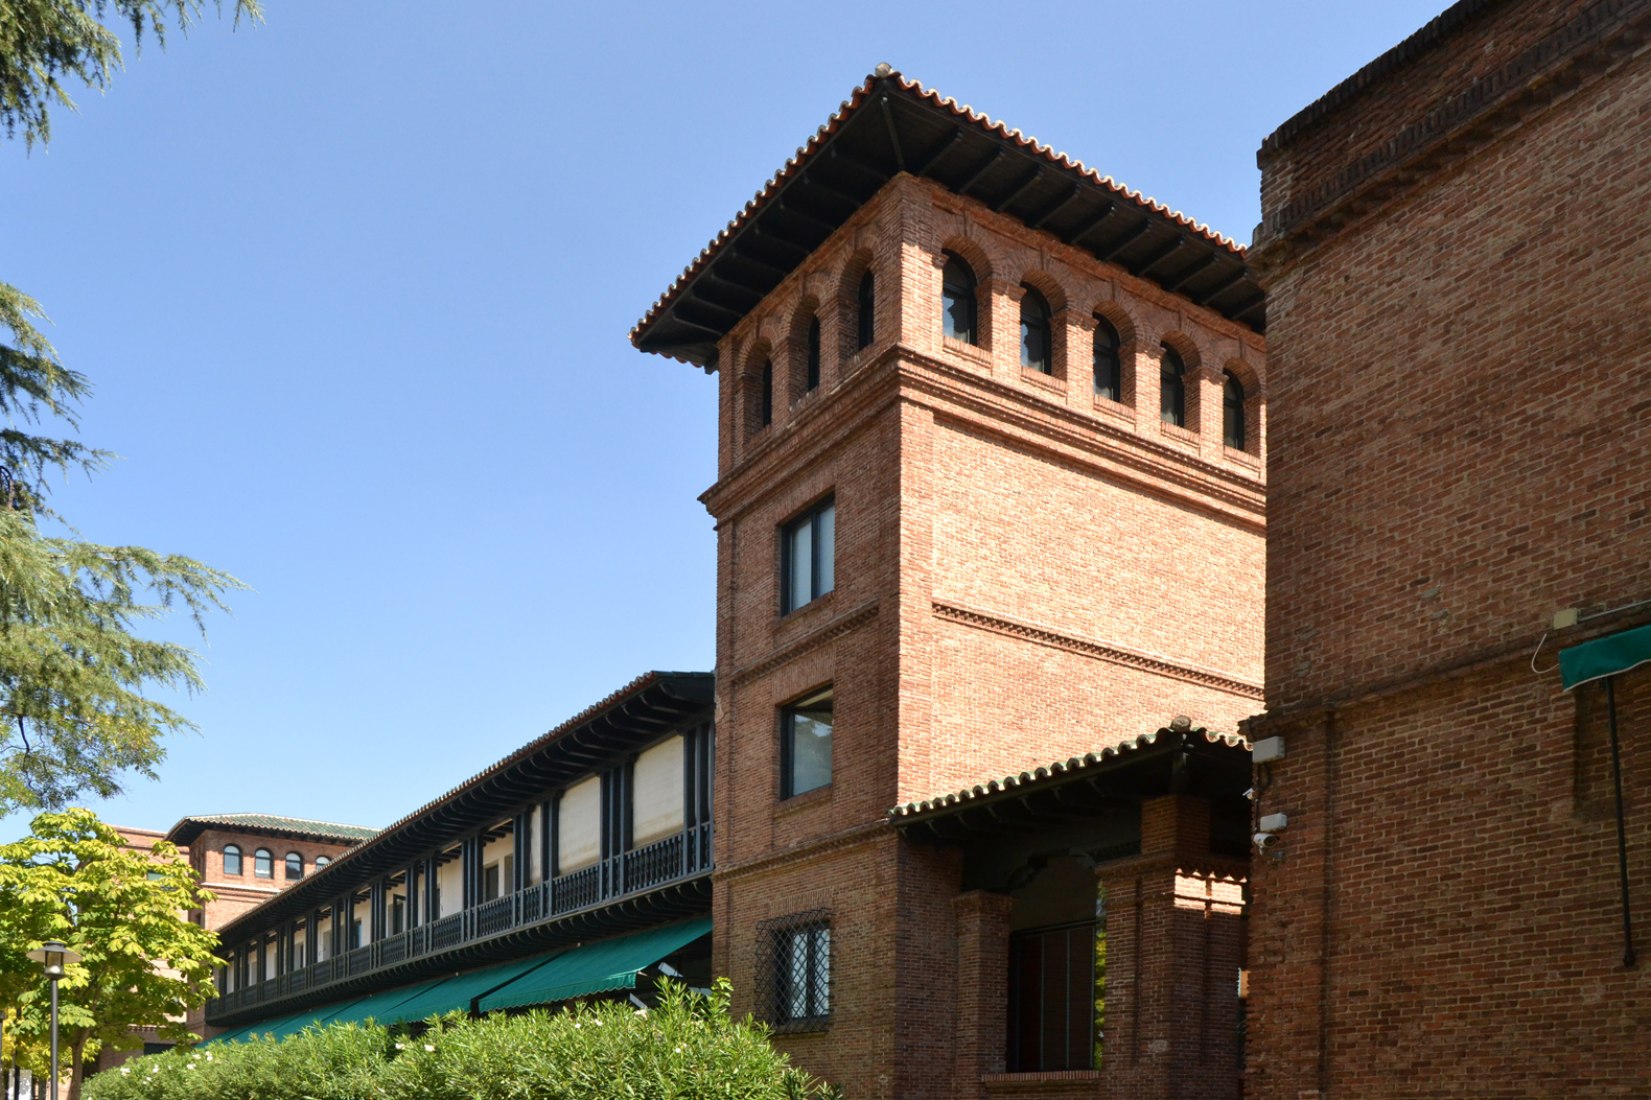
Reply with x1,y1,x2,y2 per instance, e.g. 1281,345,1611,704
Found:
212,823,711,1017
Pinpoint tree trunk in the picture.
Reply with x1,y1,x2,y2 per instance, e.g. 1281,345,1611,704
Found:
64,1036,86,1100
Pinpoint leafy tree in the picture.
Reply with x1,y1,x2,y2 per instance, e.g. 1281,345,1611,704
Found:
0,809,219,1100
0,0,258,813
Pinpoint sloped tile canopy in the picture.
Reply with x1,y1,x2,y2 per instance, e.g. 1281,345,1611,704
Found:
889,727,1250,843
631,68,1264,370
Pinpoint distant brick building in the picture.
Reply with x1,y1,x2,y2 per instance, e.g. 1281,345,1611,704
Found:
1246,1,1651,1095
89,814,371,1073
632,69,1267,1099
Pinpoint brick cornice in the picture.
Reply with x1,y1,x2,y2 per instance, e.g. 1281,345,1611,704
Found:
728,600,881,685
896,352,1265,526
713,817,892,881
1253,0,1651,273
933,601,1264,701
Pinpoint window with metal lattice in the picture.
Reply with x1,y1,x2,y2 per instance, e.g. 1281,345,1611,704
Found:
759,911,832,1030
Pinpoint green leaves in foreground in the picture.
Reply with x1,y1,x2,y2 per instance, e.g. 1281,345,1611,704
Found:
83,980,840,1100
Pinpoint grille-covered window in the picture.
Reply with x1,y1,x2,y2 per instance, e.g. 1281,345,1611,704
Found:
760,911,832,1030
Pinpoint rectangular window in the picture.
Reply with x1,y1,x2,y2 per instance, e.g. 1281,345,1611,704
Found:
764,914,831,1030
781,687,833,798
1007,921,1100,1072
781,498,835,614
483,862,501,902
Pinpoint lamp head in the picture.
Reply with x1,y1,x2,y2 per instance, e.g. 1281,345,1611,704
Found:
26,941,81,980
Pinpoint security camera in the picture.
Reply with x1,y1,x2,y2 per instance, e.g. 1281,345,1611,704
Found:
1253,831,1281,852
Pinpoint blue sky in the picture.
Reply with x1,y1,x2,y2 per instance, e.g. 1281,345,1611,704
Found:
0,0,1449,841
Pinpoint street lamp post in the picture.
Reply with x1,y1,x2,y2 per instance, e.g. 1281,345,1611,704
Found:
25,942,81,1100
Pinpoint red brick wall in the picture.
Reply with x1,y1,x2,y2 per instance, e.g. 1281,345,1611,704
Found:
705,174,1266,1096
1251,5,1651,1095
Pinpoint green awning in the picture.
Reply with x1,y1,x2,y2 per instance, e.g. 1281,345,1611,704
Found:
199,1023,254,1046
384,952,565,1022
319,976,458,1028
1559,623,1651,690
476,917,712,1013
219,998,365,1043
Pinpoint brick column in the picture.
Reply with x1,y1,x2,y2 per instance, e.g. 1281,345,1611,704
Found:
1097,795,1247,1100
952,890,1013,1097
1068,310,1099,406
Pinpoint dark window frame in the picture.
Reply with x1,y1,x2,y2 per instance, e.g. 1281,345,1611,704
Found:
223,844,243,877
1093,317,1122,401
253,848,274,879
762,911,833,1032
805,317,821,392
1223,370,1246,450
1020,285,1053,373
760,360,773,427
284,852,304,881
856,271,875,350
780,686,834,800
1007,919,1100,1072
941,252,978,345
1160,343,1187,428
780,496,835,615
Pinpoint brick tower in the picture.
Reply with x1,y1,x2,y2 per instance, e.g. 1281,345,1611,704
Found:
634,69,1267,1099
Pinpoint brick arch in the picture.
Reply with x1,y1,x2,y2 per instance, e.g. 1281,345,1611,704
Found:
937,236,994,283
1011,268,1068,316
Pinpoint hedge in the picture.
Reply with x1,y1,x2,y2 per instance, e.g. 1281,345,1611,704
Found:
83,981,837,1100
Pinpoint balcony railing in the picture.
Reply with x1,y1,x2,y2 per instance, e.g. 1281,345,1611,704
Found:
212,823,712,1020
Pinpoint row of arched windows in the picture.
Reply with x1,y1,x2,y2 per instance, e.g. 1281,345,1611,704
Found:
749,252,1254,453
941,250,1252,450
752,269,873,434
223,844,330,881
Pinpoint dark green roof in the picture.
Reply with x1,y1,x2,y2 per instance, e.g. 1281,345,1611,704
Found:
164,814,380,847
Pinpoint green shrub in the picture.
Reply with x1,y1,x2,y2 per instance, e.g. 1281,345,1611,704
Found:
83,981,834,1100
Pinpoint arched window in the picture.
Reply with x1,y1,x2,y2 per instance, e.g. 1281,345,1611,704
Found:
1020,286,1052,373
253,848,273,879
314,856,331,869
941,253,977,344
1160,344,1187,427
856,271,875,350
223,845,243,876
805,317,821,392
1093,318,1121,401
1223,371,1246,449
760,360,773,427
285,852,304,881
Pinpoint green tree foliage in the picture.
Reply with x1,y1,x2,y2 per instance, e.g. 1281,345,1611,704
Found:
82,981,840,1100
0,809,220,1100
0,0,258,813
